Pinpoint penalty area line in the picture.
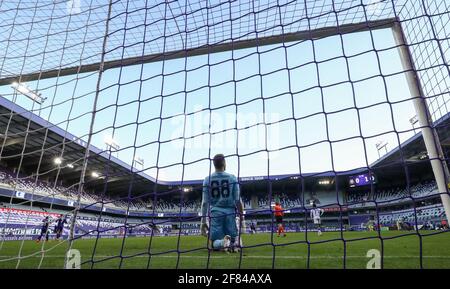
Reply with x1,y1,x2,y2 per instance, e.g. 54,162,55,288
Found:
0,255,449,259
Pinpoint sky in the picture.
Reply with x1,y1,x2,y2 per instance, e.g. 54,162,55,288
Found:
0,26,422,183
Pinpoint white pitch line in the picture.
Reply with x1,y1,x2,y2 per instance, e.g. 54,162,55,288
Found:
1,255,449,259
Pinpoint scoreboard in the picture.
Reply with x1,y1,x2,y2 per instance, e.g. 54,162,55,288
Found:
349,173,376,188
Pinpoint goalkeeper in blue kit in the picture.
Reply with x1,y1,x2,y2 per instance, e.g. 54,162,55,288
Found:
200,154,244,253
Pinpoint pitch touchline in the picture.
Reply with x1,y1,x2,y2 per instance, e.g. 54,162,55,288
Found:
1,255,449,259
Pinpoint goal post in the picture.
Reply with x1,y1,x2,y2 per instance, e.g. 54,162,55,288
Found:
0,18,397,86
392,21,450,222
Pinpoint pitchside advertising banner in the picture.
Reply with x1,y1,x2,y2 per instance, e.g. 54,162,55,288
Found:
0,187,349,219
0,206,159,241
0,187,201,218
0,207,60,217
0,207,61,240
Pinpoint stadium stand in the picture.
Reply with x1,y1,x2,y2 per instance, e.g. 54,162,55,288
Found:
0,166,207,214
0,205,158,240
378,205,445,226
1,163,443,216
0,159,447,242
346,181,439,205
0,188,447,241
0,167,146,211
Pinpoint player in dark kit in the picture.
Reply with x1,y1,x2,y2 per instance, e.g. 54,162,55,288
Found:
250,222,256,234
54,215,67,240
36,216,50,243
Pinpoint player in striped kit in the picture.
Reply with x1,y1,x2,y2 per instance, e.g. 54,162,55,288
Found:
310,203,324,236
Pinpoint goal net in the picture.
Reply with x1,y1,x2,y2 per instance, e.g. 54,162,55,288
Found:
0,0,449,269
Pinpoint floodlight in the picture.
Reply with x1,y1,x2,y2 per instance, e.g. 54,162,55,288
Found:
11,82,46,104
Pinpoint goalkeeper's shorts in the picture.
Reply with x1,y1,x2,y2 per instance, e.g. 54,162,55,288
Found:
209,210,237,241
275,216,283,224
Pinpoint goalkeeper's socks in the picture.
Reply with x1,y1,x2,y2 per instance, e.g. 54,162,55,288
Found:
213,236,232,251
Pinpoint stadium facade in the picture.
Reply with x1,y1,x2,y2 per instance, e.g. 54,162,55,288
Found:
1,94,449,240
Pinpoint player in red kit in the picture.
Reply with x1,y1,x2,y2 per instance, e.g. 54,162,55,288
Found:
274,202,286,237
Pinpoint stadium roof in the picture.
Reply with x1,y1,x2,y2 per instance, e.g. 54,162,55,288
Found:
0,94,364,194
0,95,343,195
371,112,450,170
0,95,165,196
0,0,444,197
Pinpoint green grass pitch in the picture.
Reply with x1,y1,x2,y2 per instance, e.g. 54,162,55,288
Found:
0,231,449,269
